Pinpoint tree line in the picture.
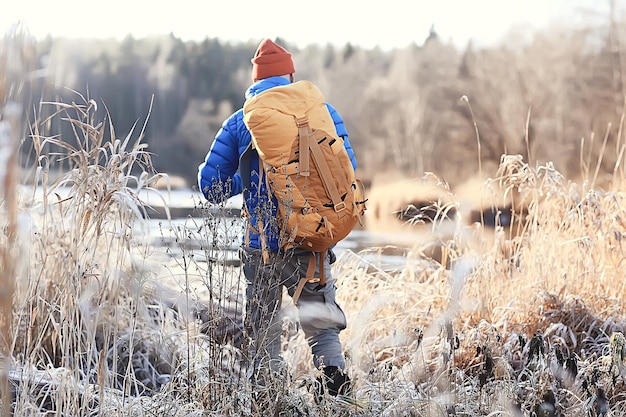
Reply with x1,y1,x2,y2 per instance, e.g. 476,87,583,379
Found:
3,11,626,190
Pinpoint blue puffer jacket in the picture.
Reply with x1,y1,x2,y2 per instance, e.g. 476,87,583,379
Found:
198,76,357,251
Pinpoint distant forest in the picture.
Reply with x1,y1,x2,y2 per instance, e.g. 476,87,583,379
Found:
3,11,626,190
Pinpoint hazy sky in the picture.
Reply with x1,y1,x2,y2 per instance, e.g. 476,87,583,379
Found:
0,0,613,50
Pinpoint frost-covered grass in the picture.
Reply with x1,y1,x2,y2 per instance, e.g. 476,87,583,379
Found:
2,97,626,416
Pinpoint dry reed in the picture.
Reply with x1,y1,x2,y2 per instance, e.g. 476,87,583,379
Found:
1,94,626,415
331,154,626,416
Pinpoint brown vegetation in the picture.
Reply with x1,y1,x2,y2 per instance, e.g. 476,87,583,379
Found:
3,6,626,416
0,90,624,416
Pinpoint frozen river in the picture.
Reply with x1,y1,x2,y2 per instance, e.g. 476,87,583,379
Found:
137,188,444,272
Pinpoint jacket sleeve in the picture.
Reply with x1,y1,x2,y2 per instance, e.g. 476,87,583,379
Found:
325,103,357,170
197,111,244,203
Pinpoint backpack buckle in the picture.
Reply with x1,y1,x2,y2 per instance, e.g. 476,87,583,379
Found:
296,117,309,128
334,202,346,212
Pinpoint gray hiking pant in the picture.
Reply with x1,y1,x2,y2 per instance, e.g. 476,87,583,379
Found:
242,247,347,374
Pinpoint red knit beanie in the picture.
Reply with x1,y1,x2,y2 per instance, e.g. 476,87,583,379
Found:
251,39,295,81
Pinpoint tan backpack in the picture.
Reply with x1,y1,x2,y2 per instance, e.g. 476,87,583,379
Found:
243,80,366,302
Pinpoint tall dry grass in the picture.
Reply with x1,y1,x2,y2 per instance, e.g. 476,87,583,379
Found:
0,73,19,417
332,154,626,416
1,95,309,416
2,97,626,415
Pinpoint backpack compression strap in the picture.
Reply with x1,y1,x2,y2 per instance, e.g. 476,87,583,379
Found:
296,117,310,176
296,117,346,216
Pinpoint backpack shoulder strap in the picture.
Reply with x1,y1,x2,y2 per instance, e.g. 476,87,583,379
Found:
240,141,272,262
238,141,257,192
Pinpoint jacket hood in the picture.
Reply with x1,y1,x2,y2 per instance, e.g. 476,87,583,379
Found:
245,76,292,99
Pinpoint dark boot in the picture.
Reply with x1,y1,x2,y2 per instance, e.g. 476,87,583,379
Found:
315,366,351,402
